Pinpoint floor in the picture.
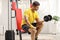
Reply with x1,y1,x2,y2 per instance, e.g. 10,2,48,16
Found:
0,33,60,40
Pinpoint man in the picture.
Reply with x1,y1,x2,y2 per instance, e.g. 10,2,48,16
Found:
22,1,44,40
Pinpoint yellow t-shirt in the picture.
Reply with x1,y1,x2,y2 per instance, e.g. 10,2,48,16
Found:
22,8,39,25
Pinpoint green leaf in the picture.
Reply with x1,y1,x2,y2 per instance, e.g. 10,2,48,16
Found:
52,16,60,21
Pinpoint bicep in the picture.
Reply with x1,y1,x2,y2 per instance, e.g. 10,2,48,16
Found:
24,16,28,21
35,12,39,19
36,18,40,23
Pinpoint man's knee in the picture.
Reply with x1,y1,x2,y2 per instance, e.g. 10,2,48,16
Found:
36,23,43,30
31,29,37,33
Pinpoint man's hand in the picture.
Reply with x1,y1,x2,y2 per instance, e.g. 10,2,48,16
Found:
32,27,36,29
36,18,44,25
37,21,44,25
30,25,36,29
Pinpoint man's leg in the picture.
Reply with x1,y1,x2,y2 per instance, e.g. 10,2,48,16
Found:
35,23,43,38
28,28,37,40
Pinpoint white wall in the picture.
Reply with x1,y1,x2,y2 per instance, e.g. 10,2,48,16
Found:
56,0,60,33
0,0,8,34
0,0,3,34
0,0,58,34
32,0,57,34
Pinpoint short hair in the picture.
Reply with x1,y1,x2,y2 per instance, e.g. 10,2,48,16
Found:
32,1,40,6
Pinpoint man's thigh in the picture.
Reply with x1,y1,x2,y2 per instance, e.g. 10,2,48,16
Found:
28,28,37,34
22,24,29,32
36,23,43,30
22,23,37,33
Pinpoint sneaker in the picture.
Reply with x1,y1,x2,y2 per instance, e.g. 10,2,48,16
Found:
35,37,38,40
16,29,19,35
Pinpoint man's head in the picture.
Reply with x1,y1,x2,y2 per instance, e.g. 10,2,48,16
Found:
31,1,40,11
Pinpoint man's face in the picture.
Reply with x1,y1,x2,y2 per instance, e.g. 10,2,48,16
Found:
32,6,39,11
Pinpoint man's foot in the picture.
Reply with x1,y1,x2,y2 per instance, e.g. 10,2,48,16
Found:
35,37,38,40
16,29,19,35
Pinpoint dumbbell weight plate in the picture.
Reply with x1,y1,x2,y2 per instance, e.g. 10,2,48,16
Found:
44,16,49,22
48,15,52,21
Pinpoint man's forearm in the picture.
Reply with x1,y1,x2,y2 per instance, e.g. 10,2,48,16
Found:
36,18,44,25
24,16,34,28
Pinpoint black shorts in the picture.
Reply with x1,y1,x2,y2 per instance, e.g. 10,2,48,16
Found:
22,23,37,33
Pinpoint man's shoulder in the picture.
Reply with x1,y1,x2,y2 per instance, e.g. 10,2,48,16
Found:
35,11,38,14
25,8,31,12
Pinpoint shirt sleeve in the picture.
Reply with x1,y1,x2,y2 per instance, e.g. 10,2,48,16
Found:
35,12,39,19
24,10,29,18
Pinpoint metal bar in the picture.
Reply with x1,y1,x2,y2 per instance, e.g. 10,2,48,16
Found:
11,9,12,30
19,30,22,40
8,0,9,30
16,0,18,8
30,0,32,4
15,0,22,40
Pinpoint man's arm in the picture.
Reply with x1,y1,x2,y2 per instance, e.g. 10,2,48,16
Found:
35,18,44,25
24,16,36,29
35,12,44,25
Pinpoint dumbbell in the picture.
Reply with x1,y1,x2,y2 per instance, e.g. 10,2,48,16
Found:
44,15,52,22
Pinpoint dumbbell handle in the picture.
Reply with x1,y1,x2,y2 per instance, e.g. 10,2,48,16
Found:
37,20,44,23
37,21,44,25
42,21,44,22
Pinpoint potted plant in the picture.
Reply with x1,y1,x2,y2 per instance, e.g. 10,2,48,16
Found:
52,16,60,24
